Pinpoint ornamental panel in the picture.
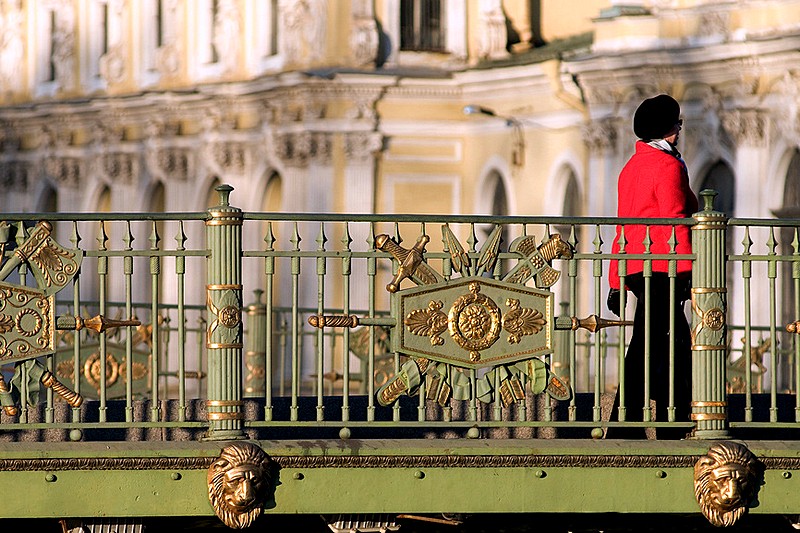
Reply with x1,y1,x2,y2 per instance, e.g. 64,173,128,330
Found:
396,277,552,369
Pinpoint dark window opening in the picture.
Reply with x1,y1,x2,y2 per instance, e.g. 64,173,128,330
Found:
400,0,444,52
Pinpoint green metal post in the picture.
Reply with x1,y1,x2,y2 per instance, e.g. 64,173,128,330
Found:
691,189,729,439
205,184,245,440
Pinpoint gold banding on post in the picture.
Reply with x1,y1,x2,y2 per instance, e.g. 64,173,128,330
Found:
207,412,244,421
206,400,243,408
691,287,728,294
691,413,727,421
691,401,728,408
786,321,800,334
207,284,243,291
692,345,728,351
205,211,243,226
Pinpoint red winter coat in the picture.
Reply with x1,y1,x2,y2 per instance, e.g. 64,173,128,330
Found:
609,141,698,290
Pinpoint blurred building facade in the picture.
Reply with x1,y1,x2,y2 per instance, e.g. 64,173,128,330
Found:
0,0,799,318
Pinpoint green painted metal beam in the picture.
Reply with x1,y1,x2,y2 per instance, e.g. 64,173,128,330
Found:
1,439,800,519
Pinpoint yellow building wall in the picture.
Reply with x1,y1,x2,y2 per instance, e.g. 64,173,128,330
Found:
541,0,610,42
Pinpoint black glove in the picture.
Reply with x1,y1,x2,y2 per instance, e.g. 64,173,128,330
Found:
607,288,621,317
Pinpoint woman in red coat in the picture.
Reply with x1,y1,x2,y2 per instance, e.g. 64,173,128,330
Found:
607,94,698,439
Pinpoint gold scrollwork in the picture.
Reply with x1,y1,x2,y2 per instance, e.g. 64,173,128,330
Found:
405,300,447,346
448,282,501,353
694,441,763,528
208,442,276,529
502,298,546,344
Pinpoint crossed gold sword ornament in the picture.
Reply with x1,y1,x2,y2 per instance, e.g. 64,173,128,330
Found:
309,225,632,408
0,221,140,415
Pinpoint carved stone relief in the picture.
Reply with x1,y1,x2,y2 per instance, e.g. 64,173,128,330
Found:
43,156,83,188
94,152,139,185
0,0,25,95
51,1,77,92
720,109,768,147
477,0,509,60
99,0,128,86
0,161,32,191
344,132,382,163
350,1,378,67
581,119,619,155
279,0,327,65
145,146,192,182
213,0,241,75
155,0,183,78
273,131,332,167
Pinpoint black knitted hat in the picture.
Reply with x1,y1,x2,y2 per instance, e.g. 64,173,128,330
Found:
633,94,681,140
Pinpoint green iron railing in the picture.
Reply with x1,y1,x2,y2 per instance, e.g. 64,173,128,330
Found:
0,186,798,440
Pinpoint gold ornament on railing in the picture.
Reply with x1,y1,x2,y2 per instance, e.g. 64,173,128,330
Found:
307,225,636,408
207,442,277,529
694,441,763,527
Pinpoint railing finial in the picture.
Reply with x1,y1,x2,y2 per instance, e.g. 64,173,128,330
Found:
699,189,717,212
215,184,234,206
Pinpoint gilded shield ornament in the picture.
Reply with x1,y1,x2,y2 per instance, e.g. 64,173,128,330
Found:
398,277,552,369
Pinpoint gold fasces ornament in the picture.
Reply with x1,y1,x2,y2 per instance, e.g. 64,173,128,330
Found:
694,441,763,527
208,442,278,529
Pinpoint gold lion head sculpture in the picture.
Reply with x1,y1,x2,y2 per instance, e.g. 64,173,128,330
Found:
694,441,763,527
208,441,276,529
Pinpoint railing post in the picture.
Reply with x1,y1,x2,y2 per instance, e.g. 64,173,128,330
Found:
205,184,245,440
244,289,267,397
691,189,729,439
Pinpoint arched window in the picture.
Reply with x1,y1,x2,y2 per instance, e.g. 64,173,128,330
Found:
36,183,58,213
262,172,283,213
699,161,735,216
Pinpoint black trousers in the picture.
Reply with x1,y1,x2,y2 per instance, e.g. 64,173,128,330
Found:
608,273,692,439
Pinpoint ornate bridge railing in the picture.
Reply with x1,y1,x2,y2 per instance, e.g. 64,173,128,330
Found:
0,186,798,442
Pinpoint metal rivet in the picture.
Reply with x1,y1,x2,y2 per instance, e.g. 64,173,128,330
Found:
466,426,481,439
783,471,792,479
171,472,182,481
45,474,57,483
293,472,304,480
656,470,667,479
590,427,604,439
339,427,351,440
68,429,83,442
534,470,546,478
414,470,425,479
